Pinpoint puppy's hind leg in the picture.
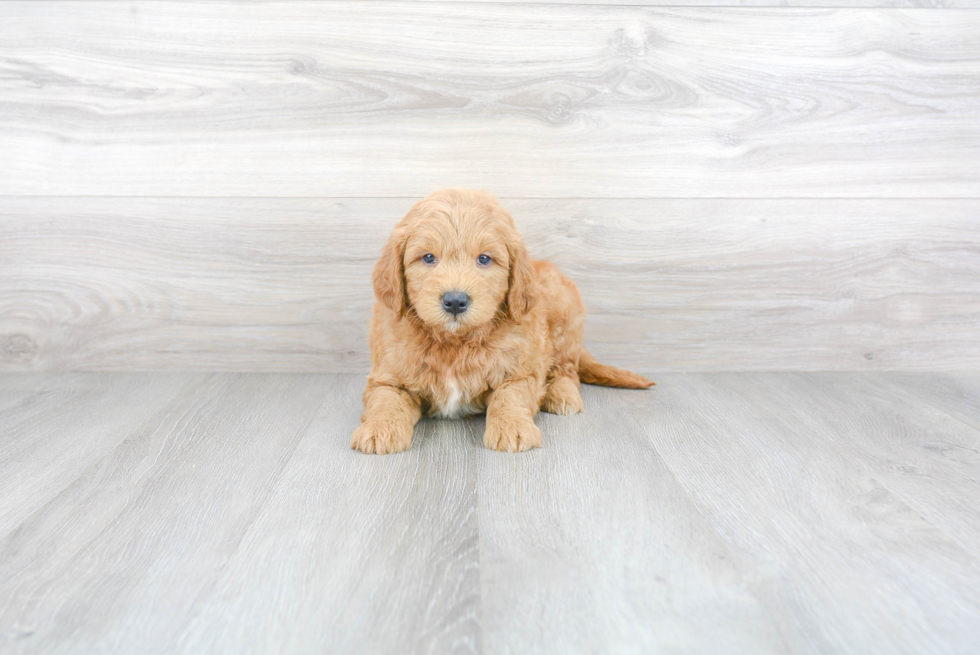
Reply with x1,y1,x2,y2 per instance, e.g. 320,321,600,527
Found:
541,365,583,416
536,260,587,415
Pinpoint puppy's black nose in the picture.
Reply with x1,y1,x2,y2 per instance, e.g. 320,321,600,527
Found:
441,291,470,316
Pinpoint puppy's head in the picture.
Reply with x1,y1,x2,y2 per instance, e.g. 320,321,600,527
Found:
373,189,535,335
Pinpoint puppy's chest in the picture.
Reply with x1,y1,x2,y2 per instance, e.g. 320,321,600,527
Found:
402,340,520,419
424,373,489,419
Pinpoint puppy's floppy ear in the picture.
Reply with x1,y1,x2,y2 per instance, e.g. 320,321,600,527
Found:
506,237,536,323
373,227,408,317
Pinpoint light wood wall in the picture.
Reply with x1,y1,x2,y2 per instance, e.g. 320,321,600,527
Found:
1,2,978,372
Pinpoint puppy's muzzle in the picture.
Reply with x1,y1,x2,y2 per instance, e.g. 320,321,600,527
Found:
441,291,470,316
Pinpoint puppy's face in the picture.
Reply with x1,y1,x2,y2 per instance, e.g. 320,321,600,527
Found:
402,211,511,334
374,190,535,335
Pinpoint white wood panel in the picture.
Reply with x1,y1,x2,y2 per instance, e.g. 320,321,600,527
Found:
94,1,980,6
2,197,977,372
62,0,980,5
1,3,978,197
410,1,980,6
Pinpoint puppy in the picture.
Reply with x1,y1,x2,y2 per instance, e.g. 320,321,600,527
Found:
352,189,653,454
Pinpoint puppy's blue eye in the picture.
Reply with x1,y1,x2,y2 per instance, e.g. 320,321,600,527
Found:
477,254,492,266
422,253,436,264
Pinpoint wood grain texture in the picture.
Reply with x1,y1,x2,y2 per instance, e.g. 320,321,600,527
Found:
2,197,977,372
0,373,334,654
1,3,978,197
410,1,980,6
476,385,784,654
708,373,980,557
875,373,980,432
3,372,980,653
52,0,980,5
0,372,201,539
174,375,481,654
0,372,480,654
623,373,980,655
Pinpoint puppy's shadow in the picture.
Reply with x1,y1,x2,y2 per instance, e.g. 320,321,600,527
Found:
416,415,485,449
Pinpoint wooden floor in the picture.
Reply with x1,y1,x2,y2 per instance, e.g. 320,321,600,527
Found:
1,372,979,654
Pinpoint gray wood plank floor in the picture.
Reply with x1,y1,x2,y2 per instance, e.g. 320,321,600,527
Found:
1,373,979,654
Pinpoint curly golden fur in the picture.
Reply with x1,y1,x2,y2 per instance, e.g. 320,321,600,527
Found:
352,189,654,454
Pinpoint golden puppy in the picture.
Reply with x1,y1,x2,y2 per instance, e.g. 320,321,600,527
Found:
352,189,653,454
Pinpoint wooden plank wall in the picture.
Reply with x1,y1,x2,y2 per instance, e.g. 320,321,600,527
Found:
1,1,978,372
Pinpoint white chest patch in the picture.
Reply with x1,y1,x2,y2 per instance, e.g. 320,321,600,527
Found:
435,380,475,419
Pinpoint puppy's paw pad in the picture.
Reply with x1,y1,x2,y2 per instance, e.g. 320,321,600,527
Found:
351,421,413,455
542,378,583,415
484,417,542,452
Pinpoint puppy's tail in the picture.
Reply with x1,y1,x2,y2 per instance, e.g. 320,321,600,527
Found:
578,350,655,389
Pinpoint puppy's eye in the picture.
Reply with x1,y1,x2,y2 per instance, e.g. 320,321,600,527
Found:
477,254,492,266
422,253,436,264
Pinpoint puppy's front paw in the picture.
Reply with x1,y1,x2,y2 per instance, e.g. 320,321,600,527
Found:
351,420,413,454
484,416,542,452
